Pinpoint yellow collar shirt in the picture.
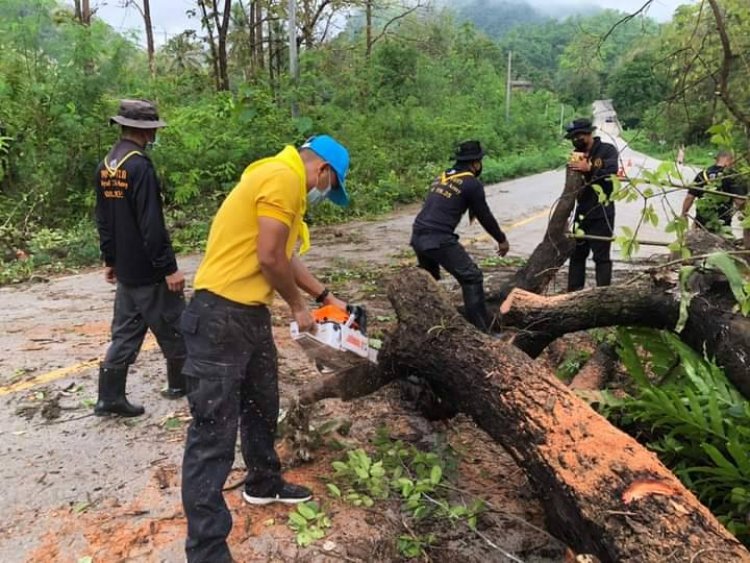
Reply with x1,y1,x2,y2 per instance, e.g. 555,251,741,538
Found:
193,146,311,305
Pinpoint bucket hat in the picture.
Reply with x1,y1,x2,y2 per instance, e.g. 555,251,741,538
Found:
110,99,167,129
455,140,485,162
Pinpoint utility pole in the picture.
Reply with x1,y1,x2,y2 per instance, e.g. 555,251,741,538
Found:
505,51,512,121
288,0,299,117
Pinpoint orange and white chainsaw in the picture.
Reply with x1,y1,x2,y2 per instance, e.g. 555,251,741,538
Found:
290,304,379,374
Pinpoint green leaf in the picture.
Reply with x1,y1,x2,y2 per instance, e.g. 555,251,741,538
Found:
326,483,342,498
705,253,749,314
702,443,739,475
296,530,313,546
429,465,442,485
297,503,317,520
288,512,307,528
616,328,649,387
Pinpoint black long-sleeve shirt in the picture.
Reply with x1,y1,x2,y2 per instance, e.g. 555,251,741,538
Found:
411,165,506,250
689,165,746,228
95,140,177,286
575,137,619,223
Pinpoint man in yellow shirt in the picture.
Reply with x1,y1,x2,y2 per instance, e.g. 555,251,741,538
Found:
181,136,350,563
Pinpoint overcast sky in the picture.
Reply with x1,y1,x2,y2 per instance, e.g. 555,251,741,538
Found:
80,0,693,47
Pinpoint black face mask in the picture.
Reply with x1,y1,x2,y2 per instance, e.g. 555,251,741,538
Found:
474,163,483,178
572,137,588,152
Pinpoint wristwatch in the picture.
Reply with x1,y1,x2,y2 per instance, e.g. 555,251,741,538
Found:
315,287,330,304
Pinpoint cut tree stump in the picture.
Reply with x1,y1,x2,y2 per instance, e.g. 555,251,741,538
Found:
299,268,750,562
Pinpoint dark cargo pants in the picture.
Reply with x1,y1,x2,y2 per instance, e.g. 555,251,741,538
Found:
180,290,281,563
568,217,614,291
103,280,186,367
411,239,483,286
411,235,489,331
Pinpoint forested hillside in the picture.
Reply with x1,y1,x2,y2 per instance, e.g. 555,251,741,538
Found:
1,0,749,282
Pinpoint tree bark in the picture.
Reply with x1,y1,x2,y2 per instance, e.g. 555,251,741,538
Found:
198,0,221,91
81,0,91,25
214,0,232,91
299,268,749,562
143,0,155,78
569,342,618,392
365,0,373,57
491,167,584,304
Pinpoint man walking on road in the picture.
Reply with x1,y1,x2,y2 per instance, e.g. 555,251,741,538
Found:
94,99,187,418
180,135,350,563
565,118,619,291
411,140,509,332
681,151,746,234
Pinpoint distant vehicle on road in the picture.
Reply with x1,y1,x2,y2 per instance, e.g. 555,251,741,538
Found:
605,116,615,123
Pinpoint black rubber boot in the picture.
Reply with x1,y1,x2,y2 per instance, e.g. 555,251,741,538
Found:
461,283,490,333
595,261,613,287
161,358,186,399
94,365,145,417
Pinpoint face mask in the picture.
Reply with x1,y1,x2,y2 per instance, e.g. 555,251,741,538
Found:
307,186,331,206
572,137,588,152
307,168,332,207
474,163,483,178
146,132,159,151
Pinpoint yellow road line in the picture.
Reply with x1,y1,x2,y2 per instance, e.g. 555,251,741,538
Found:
505,207,551,231
0,339,157,396
468,207,551,244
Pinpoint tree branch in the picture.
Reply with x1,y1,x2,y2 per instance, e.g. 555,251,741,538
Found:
369,2,424,49
596,0,654,54
705,0,750,129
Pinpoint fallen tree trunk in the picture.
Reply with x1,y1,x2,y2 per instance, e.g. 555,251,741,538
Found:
499,276,750,397
492,167,583,303
569,342,618,392
299,268,749,562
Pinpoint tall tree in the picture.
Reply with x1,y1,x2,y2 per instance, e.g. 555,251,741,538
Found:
122,0,156,78
73,0,92,25
198,0,233,91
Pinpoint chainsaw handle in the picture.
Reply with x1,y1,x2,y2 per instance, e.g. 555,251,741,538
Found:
347,305,367,335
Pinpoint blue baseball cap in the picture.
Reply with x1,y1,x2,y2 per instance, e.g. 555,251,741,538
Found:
301,135,350,206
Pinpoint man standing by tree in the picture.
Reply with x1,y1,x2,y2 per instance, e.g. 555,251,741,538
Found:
410,140,509,332
180,135,350,563
94,99,187,417
565,118,619,291
681,150,746,234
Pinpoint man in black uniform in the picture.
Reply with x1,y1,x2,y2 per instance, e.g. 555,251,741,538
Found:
411,140,509,332
565,118,619,291
681,151,746,233
94,99,187,417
